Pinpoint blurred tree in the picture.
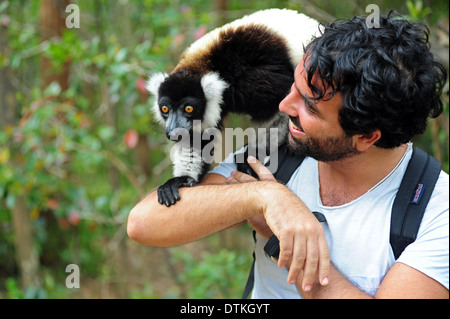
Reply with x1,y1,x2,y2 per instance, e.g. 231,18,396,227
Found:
0,18,17,127
40,0,70,91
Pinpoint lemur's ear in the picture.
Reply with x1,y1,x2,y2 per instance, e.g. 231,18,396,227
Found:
200,72,229,129
147,73,169,125
201,72,228,102
146,72,169,96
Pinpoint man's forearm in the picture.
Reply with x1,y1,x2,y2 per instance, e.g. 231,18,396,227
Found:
298,264,372,299
127,181,265,247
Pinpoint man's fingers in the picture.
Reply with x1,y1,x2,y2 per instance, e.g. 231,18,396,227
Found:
286,235,307,285
300,233,320,291
277,231,297,271
318,233,330,286
228,170,257,183
227,155,275,183
279,223,330,289
247,156,276,181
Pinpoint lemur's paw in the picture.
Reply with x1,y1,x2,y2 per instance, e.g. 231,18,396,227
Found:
235,146,258,178
236,161,258,178
157,176,197,207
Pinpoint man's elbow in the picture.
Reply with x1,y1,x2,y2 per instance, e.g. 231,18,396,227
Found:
127,206,149,245
127,202,172,247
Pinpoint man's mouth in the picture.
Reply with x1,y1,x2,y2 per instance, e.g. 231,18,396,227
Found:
289,118,305,137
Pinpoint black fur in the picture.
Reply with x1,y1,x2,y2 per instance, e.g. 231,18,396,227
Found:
158,176,197,207
159,70,205,105
211,25,294,119
175,25,294,119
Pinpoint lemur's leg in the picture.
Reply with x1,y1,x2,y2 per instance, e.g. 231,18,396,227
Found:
256,111,289,156
157,176,198,207
158,142,209,207
235,112,288,177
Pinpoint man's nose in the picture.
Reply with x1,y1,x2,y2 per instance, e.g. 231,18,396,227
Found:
279,90,298,118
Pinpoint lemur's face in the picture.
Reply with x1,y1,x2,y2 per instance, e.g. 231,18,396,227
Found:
148,70,228,140
158,74,207,141
157,94,206,140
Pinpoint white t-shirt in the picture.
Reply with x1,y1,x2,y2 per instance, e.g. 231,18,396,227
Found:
210,143,449,298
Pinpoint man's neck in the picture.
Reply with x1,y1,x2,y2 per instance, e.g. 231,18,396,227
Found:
318,144,409,206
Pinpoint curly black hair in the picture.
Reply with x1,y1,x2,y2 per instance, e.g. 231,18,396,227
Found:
303,12,447,148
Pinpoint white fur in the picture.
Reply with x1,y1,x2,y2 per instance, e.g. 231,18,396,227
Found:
184,9,321,68
146,72,168,124
253,111,289,147
170,142,204,180
200,72,229,129
146,72,168,96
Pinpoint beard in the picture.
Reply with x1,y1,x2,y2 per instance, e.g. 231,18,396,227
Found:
287,127,360,162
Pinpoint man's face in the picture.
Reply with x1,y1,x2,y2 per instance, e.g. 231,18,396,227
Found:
279,57,360,162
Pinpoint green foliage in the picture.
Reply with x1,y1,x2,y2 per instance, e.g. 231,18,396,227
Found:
406,0,432,20
2,278,25,299
0,0,225,298
170,248,252,299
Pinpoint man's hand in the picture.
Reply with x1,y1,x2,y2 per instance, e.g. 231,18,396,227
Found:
227,156,330,292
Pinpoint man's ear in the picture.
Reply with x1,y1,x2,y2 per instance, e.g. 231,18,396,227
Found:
354,129,382,152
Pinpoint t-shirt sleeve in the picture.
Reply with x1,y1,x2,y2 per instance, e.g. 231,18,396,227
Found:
208,146,243,178
397,172,449,290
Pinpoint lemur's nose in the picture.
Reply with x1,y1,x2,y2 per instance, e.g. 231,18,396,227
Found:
166,128,188,142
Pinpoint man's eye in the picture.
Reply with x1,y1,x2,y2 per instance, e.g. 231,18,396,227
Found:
305,103,316,115
161,106,169,113
185,105,194,113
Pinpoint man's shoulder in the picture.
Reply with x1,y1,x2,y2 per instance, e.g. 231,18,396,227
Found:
431,170,449,207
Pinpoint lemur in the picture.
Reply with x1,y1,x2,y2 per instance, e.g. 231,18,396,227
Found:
147,9,320,206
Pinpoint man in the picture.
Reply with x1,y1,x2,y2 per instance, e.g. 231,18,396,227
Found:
128,13,448,298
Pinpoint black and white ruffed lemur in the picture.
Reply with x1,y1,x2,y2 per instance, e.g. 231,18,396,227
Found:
147,9,320,206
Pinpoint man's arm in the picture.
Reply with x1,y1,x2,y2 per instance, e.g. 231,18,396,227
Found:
222,159,330,291
297,261,448,299
127,175,261,247
127,159,330,291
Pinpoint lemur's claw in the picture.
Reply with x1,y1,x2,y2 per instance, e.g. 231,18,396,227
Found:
235,146,259,178
157,176,197,207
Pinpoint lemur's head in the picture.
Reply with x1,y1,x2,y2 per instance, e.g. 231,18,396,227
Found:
147,69,228,141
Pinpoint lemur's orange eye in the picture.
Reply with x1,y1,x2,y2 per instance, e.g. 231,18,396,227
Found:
185,105,194,113
161,106,169,113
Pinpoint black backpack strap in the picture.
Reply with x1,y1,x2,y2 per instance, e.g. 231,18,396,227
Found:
263,212,327,262
270,143,305,184
242,142,305,299
242,230,257,299
390,147,441,260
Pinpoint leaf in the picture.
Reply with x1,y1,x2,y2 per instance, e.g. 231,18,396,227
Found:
124,129,139,149
0,1,9,13
5,193,15,209
46,198,59,210
0,147,10,164
194,25,208,40
68,211,81,226
135,77,147,94
97,125,115,141
30,206,40,220
114,47,128,62
43,81,62,97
